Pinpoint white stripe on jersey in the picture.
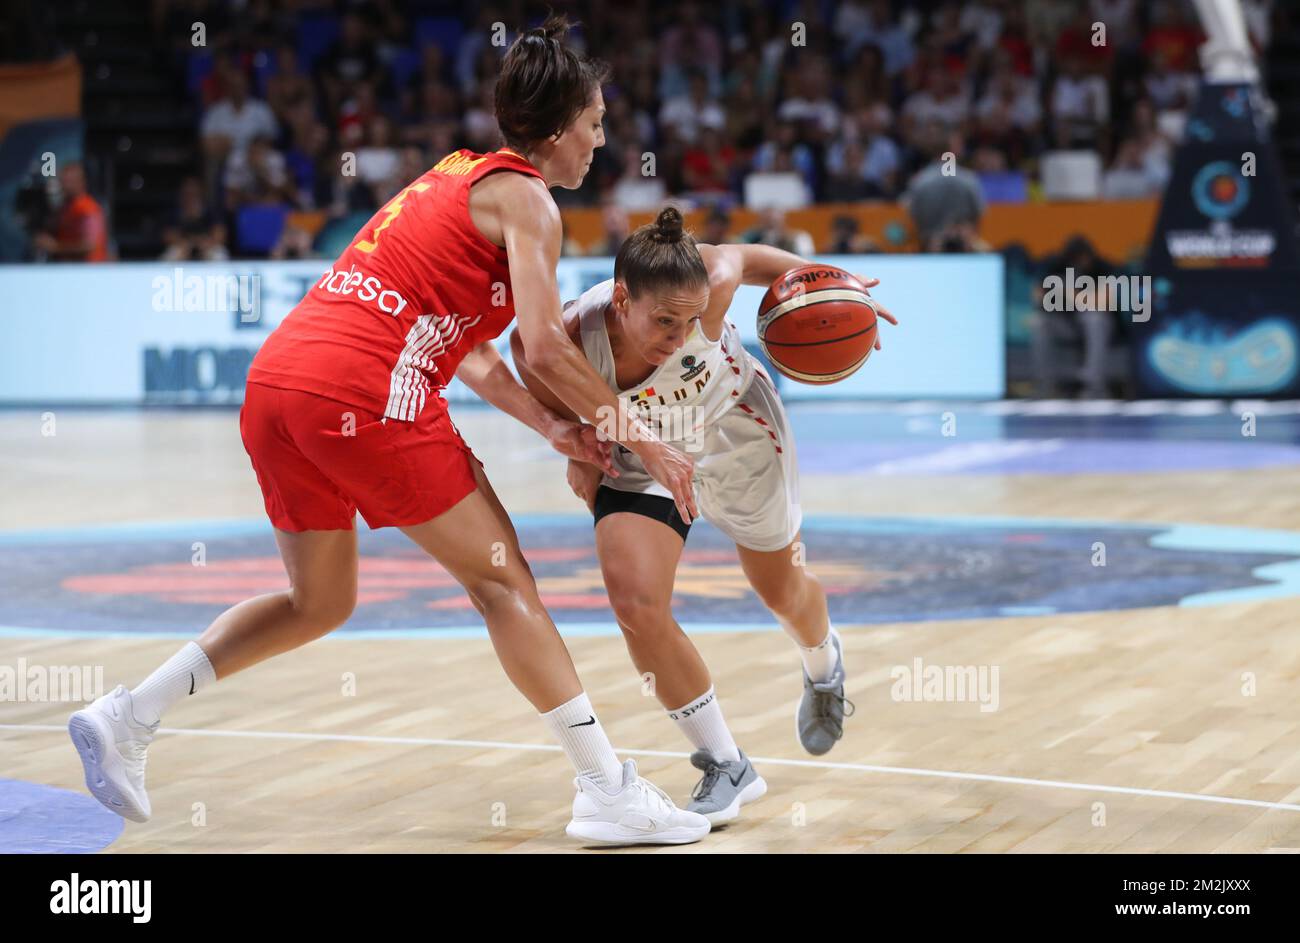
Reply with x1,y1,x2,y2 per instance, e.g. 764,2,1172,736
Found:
386,313,484,420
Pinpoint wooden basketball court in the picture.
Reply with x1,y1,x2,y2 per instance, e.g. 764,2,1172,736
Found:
3,404,1300,852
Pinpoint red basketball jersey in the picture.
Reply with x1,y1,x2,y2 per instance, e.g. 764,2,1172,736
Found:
248,147,545,421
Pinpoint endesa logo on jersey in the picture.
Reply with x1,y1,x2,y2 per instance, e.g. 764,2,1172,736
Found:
314,264,410,316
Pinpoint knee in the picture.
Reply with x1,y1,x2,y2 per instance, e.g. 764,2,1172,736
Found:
608,589,672,638
755,570,811,620
291,587,356,632
465,574,538,619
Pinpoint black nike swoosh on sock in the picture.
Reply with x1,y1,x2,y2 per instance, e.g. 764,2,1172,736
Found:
568,715,597,728
189,672,195,695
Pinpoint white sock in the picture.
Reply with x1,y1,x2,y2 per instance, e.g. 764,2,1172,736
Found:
129,641,216,727
798,624,840,683
541,692,624,792
667,687,741,763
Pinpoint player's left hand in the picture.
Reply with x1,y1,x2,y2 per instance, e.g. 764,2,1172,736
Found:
853,276,899,351
548,419,617,476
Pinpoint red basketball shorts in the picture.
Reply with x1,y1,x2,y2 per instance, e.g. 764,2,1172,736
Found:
239,381,480,532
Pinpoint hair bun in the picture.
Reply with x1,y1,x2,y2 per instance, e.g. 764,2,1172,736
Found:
653,206,686,243
526,13,572,44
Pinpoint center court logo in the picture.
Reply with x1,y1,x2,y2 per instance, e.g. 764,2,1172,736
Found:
890,658,1000,713
50,874,151,923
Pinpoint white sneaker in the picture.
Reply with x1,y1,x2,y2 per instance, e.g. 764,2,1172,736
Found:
566,759,712,846
68,684,157,823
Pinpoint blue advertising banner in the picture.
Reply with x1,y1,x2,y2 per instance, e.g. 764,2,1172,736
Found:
0,253,1003,405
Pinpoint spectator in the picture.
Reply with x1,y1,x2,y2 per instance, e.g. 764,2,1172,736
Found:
1102,138,1164,199
270,221,318,260
588,201,631,256
930,1,977,67
1089,0,1141,51
751,121,818,195
1055,8,1116,75
902,136,985,249
264,44,312,126
354,116,402,205
658,2,722,100
901,66,970,149
700,207,732,245
1050,55,1110,149
833,1,874,49
960,0,1007,55
742,207,816,256
316,12,383,115
454,9,507,97
283,111,330,209
856,0,917,77
777,60,841,143
723,72,766,154
32,162,108,262
1144,49,1198,114
1128,98,1173,187
224,135,296,212
1142,0,1205,73
826,111,901,199
610,144,668,211
993,3,1036,77
682,126,738,198
659,69,726,146
972,53,1041,165
1029,236,1122,398
825,214,877,254
161,176,228,261
463,82,501,152
200,69,279,184
842,44,894,129
336,81,382,152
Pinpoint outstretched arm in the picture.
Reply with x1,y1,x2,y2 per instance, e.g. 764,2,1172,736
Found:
500,176,698,522
454,339,612,472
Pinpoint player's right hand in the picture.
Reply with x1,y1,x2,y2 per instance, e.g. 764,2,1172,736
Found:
638,440,699,524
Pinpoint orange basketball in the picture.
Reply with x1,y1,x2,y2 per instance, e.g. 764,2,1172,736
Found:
757,265,878,385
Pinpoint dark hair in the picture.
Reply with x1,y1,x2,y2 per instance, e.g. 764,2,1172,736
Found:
495,14,611,151
614,206,709,299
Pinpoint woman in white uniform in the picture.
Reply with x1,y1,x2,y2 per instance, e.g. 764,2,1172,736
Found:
510,207,896,825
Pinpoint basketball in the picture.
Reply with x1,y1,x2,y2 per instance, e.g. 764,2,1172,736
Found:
757,265,879,385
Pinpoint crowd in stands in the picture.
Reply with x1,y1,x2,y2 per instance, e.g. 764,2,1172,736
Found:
27,0,1280,262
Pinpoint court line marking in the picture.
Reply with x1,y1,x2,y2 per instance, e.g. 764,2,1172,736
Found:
5,722,1299,815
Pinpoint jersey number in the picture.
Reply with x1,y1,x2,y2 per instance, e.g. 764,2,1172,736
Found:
355,182,431,253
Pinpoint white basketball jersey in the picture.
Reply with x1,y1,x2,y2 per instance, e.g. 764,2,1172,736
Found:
573,279,755,444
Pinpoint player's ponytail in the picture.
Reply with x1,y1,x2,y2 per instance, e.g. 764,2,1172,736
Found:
615,206,709,300
496,13,611,152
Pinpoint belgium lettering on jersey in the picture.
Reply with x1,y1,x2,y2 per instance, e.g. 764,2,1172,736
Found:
626,369,713,407
433,151,488,176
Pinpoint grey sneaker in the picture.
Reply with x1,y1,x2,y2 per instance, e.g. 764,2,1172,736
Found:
797,632,855,755
686,750,767,826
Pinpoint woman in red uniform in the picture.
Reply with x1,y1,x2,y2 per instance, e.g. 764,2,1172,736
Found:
68,17,709,846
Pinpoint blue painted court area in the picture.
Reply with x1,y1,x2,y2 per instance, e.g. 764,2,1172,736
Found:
0,779,123,853
1,514,1299,637
787,403,1300,475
